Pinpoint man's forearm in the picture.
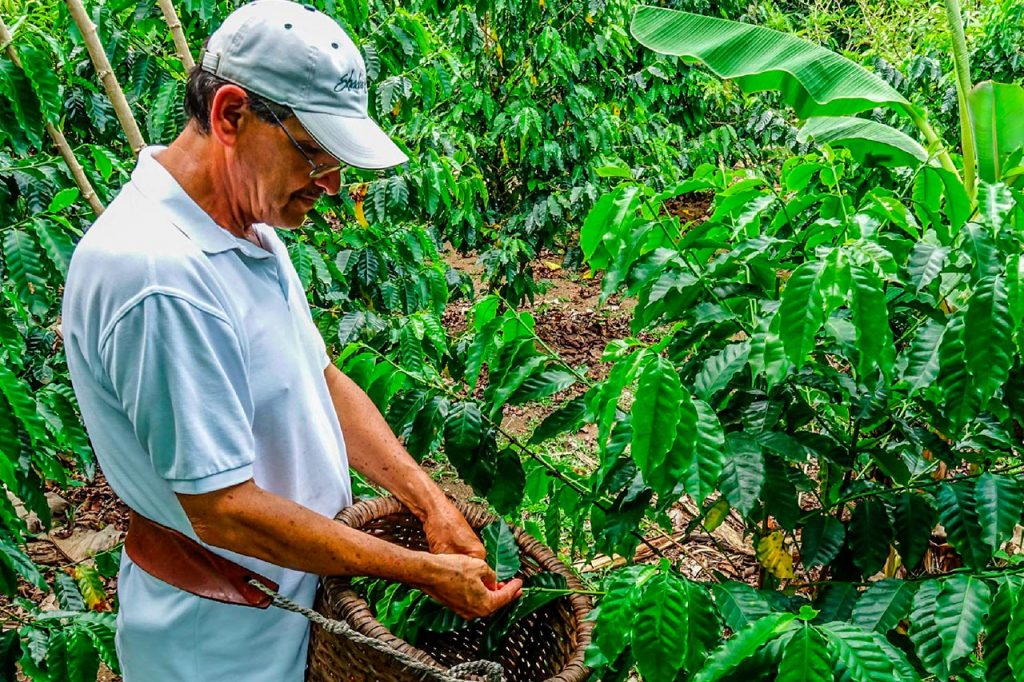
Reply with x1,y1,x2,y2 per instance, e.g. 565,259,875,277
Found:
324,364,448,520
179,480,439,584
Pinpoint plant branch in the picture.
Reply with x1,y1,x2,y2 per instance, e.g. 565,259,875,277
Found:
944,0,977,202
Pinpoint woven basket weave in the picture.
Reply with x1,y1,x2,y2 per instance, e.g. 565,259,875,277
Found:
305,497,593,682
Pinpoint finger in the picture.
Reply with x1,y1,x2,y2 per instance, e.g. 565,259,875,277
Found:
487,578,524,611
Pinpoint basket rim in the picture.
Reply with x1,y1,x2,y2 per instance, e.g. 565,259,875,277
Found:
321,496,593,682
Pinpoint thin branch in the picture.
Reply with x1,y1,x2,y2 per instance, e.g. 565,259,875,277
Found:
156,0,195,71
64,0,147,155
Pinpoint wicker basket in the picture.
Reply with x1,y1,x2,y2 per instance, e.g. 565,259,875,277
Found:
305,497,593,682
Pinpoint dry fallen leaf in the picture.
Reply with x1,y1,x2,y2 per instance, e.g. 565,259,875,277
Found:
50,525,123,563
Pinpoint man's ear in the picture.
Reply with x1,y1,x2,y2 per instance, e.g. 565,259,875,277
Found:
208,84,250,147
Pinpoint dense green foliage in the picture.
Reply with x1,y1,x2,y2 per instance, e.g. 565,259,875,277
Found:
2,0,1024,679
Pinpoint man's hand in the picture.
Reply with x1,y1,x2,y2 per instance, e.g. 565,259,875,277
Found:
416,554,523,620
422,501,487,559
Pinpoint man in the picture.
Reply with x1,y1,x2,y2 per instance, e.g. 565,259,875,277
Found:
61,1,521,679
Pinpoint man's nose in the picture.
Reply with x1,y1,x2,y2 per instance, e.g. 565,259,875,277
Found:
314,169,342,196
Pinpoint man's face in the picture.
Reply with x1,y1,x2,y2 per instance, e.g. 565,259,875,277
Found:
232,109,342,229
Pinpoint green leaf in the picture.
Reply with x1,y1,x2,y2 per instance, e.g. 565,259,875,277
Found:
0,535,45,589
848,498,892,577
694,342,750,400
593,565,650,661
46,188,80,215
851,580,917,633
528,395,587,444
580,185,639,269
799,116,928,167
965,274,1013,401
801,514,845,568
0,61,43,149
16,45,61,126
487,449,525,515
34,219,76,280
679,400,725,504
906,241,950,294
53,572,86,612
899,318,947,395
630,7,909,119
888,491,937,565
480,520,520,581
443,402,496,495
848,265,893,379
937,316,980,431
630,356,682,487
777,624,831,682
984,577,1021,682
398,324,425,376
712,582,775,632
935,575,992,669
632,571,690,682
1009,576,1024,682
969,81,1024,183
819,621,897,681
749,310,790,388
288,241,314,291
719,433,765,517
815,582,859,623
0,629,19,682
780,260,828,368
937,481,991,569
682,579,721,674
507,368,577,405
693,612,797,682
975,473,1023,553
3,229,50,317
0,364,47,444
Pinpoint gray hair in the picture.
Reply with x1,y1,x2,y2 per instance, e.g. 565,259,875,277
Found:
184,65,293,134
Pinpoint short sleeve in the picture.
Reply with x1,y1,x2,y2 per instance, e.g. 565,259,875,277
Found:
303,308,331,369
99,290,256,494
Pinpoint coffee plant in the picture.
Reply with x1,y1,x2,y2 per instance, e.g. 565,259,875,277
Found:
2,0,1024,679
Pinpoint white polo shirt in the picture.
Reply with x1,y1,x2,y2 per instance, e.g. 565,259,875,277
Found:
62,146,352,681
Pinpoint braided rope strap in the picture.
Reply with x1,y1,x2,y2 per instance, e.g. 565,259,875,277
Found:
248,579,505,682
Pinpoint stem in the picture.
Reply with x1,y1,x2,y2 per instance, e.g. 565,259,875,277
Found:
944,0,977,202
156,0,195,71
905,105,960,179
0,16,105,217
64,0,147,154
525,587,605,596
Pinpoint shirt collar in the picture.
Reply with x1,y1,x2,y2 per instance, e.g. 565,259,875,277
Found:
129,146,274,261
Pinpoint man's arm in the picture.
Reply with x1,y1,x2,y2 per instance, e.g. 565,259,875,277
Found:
177,480,521,619
322,363,485,558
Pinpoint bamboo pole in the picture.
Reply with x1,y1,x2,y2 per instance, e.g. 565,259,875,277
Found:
64,0,146,155
0,16,105,216
156,0,194,71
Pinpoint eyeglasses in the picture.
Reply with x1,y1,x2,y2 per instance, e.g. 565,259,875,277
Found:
261,104,343,180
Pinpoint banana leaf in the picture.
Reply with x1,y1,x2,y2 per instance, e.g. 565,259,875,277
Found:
798,117,930,168
969,81,1024,183
630,6,910,119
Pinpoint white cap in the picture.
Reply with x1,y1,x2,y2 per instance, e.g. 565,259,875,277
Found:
200,0,408,170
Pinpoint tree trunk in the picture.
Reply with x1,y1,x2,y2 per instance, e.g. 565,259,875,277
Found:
64,0,147,155
0,16,105,216
156,0,195,72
